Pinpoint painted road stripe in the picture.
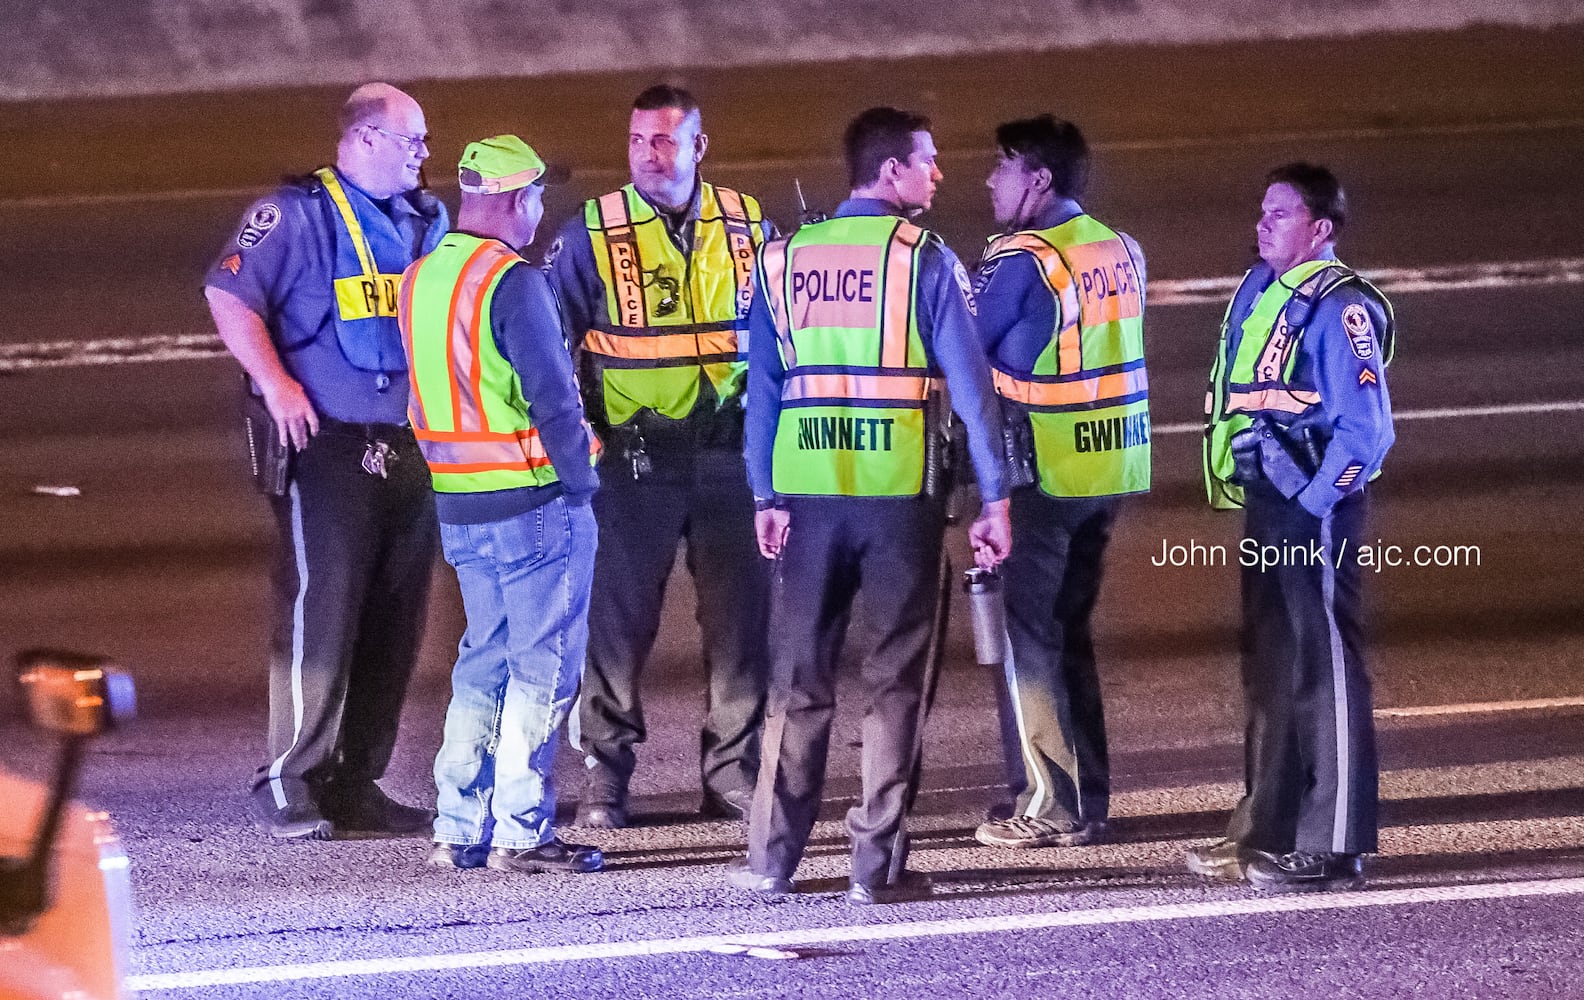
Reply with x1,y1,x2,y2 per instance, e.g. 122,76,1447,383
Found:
1376,695,1584,718
6,116,1581,211
1151,398,1584,437
126,875,1584,991
4,257,1582,374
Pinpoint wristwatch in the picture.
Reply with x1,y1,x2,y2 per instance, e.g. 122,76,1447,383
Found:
753,496,782,512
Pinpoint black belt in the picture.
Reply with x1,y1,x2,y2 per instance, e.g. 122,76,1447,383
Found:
317,416,412,440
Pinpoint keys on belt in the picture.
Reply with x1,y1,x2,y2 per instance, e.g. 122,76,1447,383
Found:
361,440,396,479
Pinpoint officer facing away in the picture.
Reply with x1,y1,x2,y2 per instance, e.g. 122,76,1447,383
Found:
399,136,604,875
970,116,1150,852
1193,163,1395,891
549,86,774,829
204,83,446,841
729,106,1012,905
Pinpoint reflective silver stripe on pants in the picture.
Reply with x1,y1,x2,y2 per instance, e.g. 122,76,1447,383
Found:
1319,514,1351,852
1001,628,1050,817
267,481,311,809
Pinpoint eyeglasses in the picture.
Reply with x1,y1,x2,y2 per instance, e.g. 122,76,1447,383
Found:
366,124,429,153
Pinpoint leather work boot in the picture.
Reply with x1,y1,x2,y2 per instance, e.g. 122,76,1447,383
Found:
974,816,1107,849
724,857,794,896
486,839,604,874
318,781,434,838
426,842,490,870
847,870,934,905
700,787,754,821
1247,851,1365,892
576,769,630,828
574,801,629,829
1184,839,1281,882
251,798,333,841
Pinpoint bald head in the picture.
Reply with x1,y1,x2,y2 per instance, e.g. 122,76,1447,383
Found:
335,82,430,199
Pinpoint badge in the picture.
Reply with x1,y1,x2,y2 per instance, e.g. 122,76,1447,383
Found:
952,259,978,316
237,202,282,249
1342,303,1374,360
220,253,242,276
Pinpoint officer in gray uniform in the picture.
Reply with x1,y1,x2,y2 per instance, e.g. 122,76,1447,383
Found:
203,83,448,841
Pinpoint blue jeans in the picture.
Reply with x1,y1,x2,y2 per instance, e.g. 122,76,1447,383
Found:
433,497,597,849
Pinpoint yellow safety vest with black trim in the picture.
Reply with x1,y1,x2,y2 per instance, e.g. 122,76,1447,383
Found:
582,182,764,426
1203,258,1395,509
760,215,936,497
982,215,1149,497
399,233,599,494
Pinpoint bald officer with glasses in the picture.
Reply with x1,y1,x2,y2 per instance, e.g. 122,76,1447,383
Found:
204,82,447,842
549,84,776,829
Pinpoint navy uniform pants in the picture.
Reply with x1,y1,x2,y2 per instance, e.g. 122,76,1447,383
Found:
999,487,1120,824
251,423,436,813
577,443,769,803
748,496,945,889
1226,478,1379,855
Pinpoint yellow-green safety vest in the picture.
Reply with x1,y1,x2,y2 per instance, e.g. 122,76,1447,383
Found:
399,233,598,494
583,182,764,426
759,215,937,497
981,215,1150,497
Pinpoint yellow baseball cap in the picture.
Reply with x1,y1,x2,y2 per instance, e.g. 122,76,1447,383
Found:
457,135,570,194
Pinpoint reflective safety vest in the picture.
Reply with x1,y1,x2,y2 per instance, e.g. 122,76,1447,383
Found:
759,215,936,497
314,167,445,376
981,215,1149,497
582,182,764,426
399,233,598,494
1203,258,1395,508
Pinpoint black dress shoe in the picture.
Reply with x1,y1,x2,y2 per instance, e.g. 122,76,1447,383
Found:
1185,839,1281,882
700,787,753,820
487,839,604,874
574,802,629,829
847,870,934,905
318,782,434,838
724,857,793,895
426,842,490,870
1247,851,1365,892
252,799,332,841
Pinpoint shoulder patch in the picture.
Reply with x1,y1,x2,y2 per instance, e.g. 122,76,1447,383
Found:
952,258,978,316
1342,302,1374,360
237,202,282,249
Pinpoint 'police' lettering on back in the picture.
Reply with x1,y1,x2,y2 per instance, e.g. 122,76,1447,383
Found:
788,245,881,329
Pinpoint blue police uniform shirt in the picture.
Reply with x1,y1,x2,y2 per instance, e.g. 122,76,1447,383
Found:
1221,250,1395,518
203,169,450,425
744,197,1009,503
431,260,602,525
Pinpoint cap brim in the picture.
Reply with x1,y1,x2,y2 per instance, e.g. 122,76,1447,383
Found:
537,162,571,186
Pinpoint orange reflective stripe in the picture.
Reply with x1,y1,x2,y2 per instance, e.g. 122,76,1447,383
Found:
399,262,428,431
1226,387,1320,415
987,233,1082,374
466,249,518,431
760,240,795,367
597,191,644,327
582,328,740,361
992,366,1149,408
881,222,923,369
714,186,757,317
416,429,552,471
783,372,934,402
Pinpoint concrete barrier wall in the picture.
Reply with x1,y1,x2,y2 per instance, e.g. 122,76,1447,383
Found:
3,0,1581,102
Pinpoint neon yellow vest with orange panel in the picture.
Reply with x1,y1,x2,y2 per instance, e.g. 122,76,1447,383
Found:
583,183,764,425
399,233,598,493
759,215,936,497
981,215,1149,497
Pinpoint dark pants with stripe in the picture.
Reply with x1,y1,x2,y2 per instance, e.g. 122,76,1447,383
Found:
1000,487,1120,824
1225,478,1378,856
250,424,436,813
748,496,945,888
577,444,769,803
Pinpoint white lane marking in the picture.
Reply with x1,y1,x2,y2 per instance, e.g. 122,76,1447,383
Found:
1151,398,1584,437
126,875,1584,991
7,116,1582,211
1377,695,1584,718
4,257,1582,374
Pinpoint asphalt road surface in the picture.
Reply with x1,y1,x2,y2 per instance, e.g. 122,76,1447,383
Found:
1,26,1583,1000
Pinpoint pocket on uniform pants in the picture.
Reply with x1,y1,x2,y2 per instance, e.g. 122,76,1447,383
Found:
490,507,548,568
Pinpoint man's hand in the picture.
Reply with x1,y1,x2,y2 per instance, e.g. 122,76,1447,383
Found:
969,497,1011,569
261,377,320,451
755,508,791,560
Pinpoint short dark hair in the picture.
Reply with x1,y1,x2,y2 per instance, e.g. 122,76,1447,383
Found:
995,115,1089,200
844,106,931,189
1265,162,1347,235
632,84,700,117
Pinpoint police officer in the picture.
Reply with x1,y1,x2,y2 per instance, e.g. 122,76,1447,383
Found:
203,83,447,840
400,136,604,874
550,85,774,828
969,117,1149,851
728,106,1011,904
1193,163,1395,891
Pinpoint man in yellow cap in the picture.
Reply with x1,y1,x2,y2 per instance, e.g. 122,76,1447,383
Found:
398,135,604,874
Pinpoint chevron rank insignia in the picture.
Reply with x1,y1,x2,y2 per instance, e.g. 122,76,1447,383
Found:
220,253,242,276
1358,368,1377,386
1334,463,1364,489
